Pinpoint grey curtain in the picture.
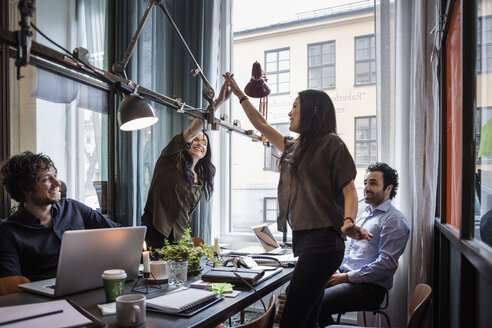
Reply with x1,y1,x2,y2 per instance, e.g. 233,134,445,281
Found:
115,0,231,244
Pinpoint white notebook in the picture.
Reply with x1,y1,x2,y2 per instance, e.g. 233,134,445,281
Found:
147,288,217,313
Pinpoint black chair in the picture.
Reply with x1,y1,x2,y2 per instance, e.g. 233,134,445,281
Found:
331,284,432,328
335,290,391,327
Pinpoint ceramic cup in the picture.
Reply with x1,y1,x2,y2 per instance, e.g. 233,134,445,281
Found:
116,294,146,327
150,260,168,280
101,269,127,303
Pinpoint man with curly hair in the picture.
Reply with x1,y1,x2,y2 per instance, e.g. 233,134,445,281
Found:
0,151,119,281
318,162,410,327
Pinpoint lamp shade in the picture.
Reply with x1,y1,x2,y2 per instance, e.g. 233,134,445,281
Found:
244,61,270,98
118,94,159,131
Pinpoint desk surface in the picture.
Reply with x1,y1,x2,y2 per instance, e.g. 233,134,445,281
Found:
0,267,293,328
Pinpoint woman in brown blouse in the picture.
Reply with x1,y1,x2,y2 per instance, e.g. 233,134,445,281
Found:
223,72,372,328
141,81,231,248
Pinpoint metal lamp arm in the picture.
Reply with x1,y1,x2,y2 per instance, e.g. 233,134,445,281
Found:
112,0,157,79
156,1,215,105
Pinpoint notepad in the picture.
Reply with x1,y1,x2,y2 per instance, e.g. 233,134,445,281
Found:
147,288,218,314
253,253,298,267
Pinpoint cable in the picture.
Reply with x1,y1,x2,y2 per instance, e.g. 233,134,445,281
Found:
30,22,114,85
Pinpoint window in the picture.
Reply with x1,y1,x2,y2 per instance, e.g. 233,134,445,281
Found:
265,49,290,94
264,123,290,171
477,16,492,73
6,0,110,213
263,197,279,222
355,116,377,166
355,34,376,85
308,41,336,89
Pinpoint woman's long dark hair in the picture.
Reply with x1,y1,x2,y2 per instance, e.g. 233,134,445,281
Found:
182,132,215,200
281,89,337,169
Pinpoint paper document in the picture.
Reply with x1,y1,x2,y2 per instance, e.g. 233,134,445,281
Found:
0,299,92,328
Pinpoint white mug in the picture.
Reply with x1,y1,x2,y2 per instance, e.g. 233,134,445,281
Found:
150,260,168,280
116,294,146,327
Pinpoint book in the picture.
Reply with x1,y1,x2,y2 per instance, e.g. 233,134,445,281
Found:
146,288,218,314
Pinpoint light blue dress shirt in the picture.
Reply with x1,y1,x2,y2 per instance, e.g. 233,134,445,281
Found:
341,199,410,290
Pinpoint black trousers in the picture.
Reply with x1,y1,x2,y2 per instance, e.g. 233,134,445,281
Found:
280,250,344,328
318,282,387,327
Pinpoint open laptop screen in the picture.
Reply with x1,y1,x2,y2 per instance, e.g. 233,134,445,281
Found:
252,224,281,253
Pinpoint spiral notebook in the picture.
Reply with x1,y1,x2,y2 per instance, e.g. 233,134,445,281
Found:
147,288,222,316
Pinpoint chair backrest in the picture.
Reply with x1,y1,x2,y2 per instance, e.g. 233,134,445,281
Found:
238,295,276,328
0,275,30,296
407,283,432,328
192,237,204,247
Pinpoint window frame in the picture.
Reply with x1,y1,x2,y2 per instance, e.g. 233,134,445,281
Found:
263,197,279,223
354,115,377,167
307,40,336,90
0,5,116,218
354,34,376,86
264,48,290,95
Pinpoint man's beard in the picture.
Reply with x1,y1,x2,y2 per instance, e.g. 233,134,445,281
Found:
31,194,59,206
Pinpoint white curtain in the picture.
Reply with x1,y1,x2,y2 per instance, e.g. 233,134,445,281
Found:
367,0,439,326
392,0,439,326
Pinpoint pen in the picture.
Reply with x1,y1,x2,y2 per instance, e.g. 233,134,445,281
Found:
0,309,63,326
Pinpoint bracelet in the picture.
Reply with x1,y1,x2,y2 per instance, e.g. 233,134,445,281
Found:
344,217,355,224
239,95,249,104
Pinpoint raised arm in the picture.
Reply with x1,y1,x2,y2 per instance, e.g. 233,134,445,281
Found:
183,80,232,143
223,72,285,151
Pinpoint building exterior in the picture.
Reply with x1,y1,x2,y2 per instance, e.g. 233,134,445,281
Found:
230,5,376,232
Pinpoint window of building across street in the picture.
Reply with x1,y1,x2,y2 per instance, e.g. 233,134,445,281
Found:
308,41,336,89
355,34,376,85
355,116,377,166
265,49,290,94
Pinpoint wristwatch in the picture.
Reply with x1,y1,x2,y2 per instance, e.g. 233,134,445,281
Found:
344,217,355,224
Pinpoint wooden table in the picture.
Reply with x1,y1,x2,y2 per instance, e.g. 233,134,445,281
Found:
0,267,293,328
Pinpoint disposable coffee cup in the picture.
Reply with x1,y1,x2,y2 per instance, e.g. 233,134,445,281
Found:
102,269,127,303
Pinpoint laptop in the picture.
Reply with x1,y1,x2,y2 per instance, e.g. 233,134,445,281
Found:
233,224,285,255
19,226,146,297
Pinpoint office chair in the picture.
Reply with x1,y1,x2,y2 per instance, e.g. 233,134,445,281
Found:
237,294,276,328
329,284,432,328
335,290,391,327
0,275,30,296
192,237,204,247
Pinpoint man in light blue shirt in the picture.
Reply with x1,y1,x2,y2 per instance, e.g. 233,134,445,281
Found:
318,162,410,327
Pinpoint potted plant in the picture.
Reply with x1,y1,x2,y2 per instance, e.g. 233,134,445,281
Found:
149,229,218,276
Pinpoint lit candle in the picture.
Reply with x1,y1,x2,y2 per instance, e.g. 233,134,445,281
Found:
142,241,150,273
213,236,219,255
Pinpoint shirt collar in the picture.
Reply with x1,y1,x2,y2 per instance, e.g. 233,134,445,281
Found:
370,199,392,214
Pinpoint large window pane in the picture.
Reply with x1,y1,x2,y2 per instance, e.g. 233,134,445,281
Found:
475,3,492,247
9,65,109,212
7,0,109,213
232,1,375,236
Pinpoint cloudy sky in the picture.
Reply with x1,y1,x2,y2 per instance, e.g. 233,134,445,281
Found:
233,0,372,31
